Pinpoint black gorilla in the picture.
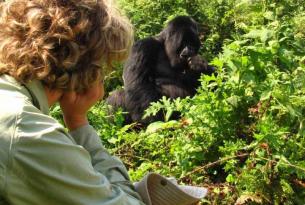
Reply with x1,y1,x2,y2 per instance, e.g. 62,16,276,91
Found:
107,16,215,124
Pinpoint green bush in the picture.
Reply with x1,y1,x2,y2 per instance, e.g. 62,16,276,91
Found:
118,0,236,58
51,0,305,204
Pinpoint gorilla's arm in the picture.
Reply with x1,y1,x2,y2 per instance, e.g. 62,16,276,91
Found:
123,38,163,123
180,55,216,89
106,89,126,110
155,56,215,97
155,78,194,98
188,55,215,75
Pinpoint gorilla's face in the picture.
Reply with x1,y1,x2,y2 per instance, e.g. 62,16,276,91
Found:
163,16,201,69
177,29,201,61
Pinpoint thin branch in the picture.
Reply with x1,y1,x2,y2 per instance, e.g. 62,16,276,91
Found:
256,156,305,173
181,153,249,180
181,153,305,180
116,153,149,162
293,179,305,188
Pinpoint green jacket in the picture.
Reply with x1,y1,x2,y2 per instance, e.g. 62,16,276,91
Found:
0,75,145,205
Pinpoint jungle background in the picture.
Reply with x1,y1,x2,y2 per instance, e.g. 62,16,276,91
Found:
51,0,305,204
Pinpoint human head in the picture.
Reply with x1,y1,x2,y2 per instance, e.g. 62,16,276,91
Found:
0,0,133,92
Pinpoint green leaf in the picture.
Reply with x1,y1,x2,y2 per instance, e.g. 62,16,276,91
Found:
226,95,241,107
226,174,235,183
260,91,271,101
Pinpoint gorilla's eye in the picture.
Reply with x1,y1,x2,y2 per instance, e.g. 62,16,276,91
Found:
182,34,200,50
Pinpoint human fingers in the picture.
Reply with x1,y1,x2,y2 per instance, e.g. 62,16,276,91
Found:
82,79,104,102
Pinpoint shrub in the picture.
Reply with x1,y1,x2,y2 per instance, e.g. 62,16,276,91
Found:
51,0,305,204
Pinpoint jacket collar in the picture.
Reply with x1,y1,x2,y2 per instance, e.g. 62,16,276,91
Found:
24,79,49,115
0,75,49,115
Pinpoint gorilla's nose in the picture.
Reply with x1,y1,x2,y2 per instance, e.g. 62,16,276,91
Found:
180,53,189,59
180,46,195,59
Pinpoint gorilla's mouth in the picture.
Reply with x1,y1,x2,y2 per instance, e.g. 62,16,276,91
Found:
179,55,193,64
186,57,195,66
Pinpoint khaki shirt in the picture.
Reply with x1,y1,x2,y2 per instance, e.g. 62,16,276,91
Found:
0,75,144,205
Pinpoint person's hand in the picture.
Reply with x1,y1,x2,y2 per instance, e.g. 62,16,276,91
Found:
59,80,104,131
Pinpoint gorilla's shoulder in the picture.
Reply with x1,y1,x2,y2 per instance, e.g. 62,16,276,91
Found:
131,37,163,55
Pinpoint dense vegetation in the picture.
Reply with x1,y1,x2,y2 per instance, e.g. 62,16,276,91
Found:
51,0,305,204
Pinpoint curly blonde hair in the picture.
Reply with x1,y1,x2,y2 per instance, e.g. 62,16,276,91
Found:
0,0,133,91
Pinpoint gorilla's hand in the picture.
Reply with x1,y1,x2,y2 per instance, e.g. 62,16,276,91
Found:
188,55,207,71
188,55,215,75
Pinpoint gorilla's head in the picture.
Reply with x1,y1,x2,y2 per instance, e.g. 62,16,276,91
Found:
158,16,201,69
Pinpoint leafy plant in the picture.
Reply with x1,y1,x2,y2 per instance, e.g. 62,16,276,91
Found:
51,0,305,204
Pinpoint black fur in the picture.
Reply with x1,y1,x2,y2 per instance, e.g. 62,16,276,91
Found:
107,16,215,124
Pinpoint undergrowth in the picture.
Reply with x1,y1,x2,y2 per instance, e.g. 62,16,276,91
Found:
51,0,305,204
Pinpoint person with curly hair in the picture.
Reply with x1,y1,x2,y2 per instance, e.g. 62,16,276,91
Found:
0,0,145,204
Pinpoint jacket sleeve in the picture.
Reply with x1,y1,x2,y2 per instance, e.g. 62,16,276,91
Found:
6,104,145,205
69,125,143,201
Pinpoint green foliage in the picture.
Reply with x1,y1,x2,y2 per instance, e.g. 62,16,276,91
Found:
118,0,236,59
51,0,305,204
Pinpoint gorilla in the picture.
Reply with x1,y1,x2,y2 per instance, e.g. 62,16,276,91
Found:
107,16,215,124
